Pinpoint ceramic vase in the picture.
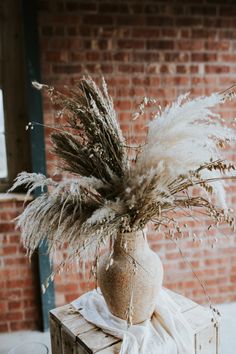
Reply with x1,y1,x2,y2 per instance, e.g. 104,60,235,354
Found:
98,229,163,324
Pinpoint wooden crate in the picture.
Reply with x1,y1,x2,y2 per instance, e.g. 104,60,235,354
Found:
50,290,219,354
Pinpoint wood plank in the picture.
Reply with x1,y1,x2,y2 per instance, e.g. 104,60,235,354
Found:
78,328,120,353
63,312,95,337
216,324,220,354
50,316,62,354
183,305,212,332
76,342,92,354
61,326,76,354
51,305,72,324
195,324,217,354
97,342,122,354
51,305,95,337
76,340,93,354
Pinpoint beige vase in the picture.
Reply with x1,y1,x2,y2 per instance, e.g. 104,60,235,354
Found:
98,229,163,324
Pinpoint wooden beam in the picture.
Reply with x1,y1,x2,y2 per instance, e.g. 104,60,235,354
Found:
22,0,55,331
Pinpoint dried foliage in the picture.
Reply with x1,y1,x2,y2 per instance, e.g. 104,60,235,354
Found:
9,77,236,290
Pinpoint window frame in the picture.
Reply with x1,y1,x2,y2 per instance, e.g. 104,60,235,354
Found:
0,87,8,182
0,0,31,192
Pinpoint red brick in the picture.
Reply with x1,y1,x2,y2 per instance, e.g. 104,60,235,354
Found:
132,28,160,38
4,311,24,321
161,28,177,37
82,15,114,26
192,29,217,39
117,39,145,50
165,52,189,62
147,40,174,50
190,6,217,16
64,283,78,293
99,3,128,13
205,40,230,51
116,15,145,26
0,223,16,233
3,246,18,255
24,308,37,319
6,280,24,288
191,53,217,62
52,64,81,74
85,52,101,61
65,293,81,303
9,235,19,243
176,39,204,51
0,289,22,301
10,320,38,331
114,100,132,111
8,301,23,310
113,52,132,62
118,64,144,74
45,51,68,63
180,29,190,38
146,16,174,27
4,257,28,266
220,6,236,16
0,323,9,332
220,54,236,62
66,2,97,12
205,65,230,74
0,302,8,311
162,76,190,86
166,252,181,260
175,16,203,27
176,65,188,74
0,210,19,220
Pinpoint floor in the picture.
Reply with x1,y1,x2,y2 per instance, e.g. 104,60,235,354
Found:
0,302,235,353
0,331,51,354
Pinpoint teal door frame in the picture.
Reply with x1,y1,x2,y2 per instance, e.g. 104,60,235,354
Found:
22,0,55,331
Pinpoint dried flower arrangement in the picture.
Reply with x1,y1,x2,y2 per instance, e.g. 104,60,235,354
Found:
9,77,236,293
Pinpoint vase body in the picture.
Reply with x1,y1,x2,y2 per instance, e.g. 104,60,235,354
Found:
98,229,163,324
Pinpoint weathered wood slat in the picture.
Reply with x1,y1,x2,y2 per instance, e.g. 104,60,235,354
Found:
62,311,95,338
50,316,62,354
97,342,122,354
51,304,95,335
216,325,220,354
51,304,72,324
61,326,76,354
64,313,95,337
78,328,120,353
76,341,93,354
195,325,218,354
183,305,212,332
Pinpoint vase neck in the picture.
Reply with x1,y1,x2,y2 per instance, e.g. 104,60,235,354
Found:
114,229,147,254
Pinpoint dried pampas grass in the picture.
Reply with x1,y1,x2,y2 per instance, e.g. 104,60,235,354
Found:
9,76,236,290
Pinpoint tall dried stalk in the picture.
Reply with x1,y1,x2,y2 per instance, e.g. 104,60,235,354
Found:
9,77,236,292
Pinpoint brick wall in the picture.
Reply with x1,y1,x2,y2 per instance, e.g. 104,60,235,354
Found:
1,0,236,332
0,197,40,332
37,0,236,308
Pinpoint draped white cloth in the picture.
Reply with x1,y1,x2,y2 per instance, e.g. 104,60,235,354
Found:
71,288,194,354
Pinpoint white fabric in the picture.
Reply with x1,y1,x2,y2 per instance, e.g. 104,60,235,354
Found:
71,288,194,354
